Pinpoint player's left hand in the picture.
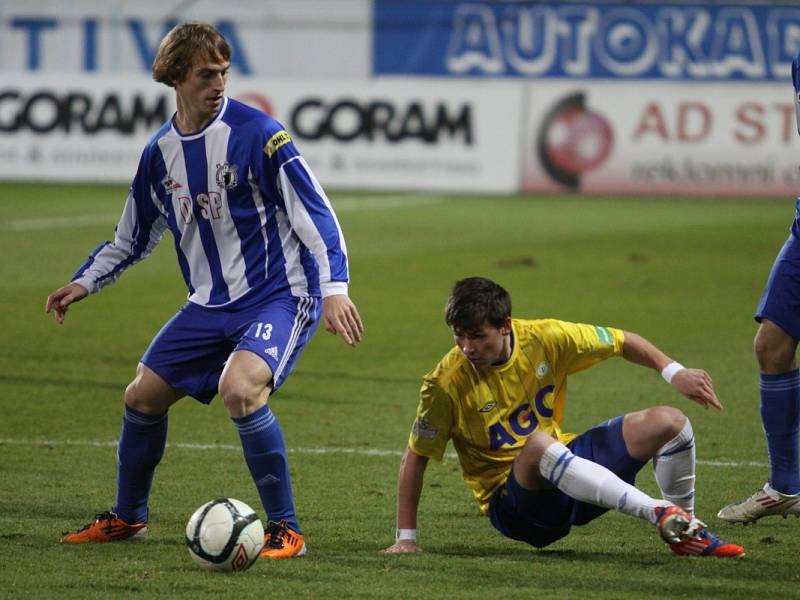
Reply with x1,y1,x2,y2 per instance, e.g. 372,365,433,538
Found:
671,367,722,411
322,294,364,347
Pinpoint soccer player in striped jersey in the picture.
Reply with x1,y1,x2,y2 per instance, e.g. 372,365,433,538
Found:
383,278,744,558
717,48,800,524
46,22,363,559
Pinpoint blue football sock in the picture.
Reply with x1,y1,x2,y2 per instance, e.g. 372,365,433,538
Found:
232,405,300,532
114,405,168,523
760,369,800,495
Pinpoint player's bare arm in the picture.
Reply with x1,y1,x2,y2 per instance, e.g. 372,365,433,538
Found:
45,282,88,324
622,330,722,411
382,447,428,554
322,294,364,346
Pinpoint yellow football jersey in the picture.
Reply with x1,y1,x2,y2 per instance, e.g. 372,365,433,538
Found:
408,318,625,513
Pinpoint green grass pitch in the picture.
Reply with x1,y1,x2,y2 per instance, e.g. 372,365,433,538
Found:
1,182,799,598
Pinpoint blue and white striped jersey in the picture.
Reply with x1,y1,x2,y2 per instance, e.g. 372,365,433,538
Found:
72,97,349,309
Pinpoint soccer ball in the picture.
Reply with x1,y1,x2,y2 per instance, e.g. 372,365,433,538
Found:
185,498,264,572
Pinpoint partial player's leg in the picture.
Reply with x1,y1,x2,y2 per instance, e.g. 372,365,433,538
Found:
528,419,672,524
617,408,743,557
490,423,668,549
220,350,306,559
718,319,800,523
221,296,320,559
623,406,696,513
491,414,744,557
719,229,800,523
62,364,184,543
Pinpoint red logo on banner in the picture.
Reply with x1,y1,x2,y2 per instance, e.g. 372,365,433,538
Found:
237,93,275,116
538,93,614,189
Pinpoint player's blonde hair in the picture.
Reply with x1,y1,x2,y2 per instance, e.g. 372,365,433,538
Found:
151,22,231,86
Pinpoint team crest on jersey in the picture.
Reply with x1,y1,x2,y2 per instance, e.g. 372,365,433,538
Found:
536,362,550,378
161,175,182,192
215,162,239,190
412,417,438,440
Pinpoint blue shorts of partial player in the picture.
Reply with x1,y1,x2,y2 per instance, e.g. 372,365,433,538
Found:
755,201,800,342
488,416,645,548
141,295,321,403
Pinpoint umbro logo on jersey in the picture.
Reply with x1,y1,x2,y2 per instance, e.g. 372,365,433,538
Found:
412,416,439,439
479,401,497,413
265,346,279,359
161,176,182,192
215,162,239,190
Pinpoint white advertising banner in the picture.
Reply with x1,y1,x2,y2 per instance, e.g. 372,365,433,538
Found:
0,74,175,182
228,78,522,193
0,74,523,193
521,81,800,197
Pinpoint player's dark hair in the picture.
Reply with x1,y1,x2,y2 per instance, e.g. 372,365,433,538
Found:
445,277,511,333
152,22,231,86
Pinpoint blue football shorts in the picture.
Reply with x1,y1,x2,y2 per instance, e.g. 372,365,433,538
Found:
755,225,800,342
141,295,320,403
488,416,646,548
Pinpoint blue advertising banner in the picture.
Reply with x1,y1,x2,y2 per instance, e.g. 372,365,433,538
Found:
373,1,800,81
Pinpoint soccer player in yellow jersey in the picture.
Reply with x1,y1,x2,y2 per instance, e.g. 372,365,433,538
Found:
383,277,745,558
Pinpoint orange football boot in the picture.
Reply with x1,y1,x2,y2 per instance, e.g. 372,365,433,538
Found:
655,505,745,558
61,511,148,543
260,519,307,559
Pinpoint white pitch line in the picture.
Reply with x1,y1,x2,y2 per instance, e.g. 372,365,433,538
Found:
5,214,120,231
0,437,404,457
0,437,769,467
332,194,445,211
3,194,444,231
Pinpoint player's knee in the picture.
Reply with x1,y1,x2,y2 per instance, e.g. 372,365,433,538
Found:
754,323,797,372
648,405,686,440
519,432,553,472
123,380,141,409
754,336,789,372
754,332,775,368
124,379,160,413
218,379,247,413
218,377,266,417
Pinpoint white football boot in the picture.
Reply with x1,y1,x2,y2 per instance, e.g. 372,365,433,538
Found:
717,483,800,524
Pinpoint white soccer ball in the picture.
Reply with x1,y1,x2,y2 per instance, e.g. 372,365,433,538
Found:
185,498,264,572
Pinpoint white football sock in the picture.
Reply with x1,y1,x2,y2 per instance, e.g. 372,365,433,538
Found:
652,419,696,513
540,441,667,524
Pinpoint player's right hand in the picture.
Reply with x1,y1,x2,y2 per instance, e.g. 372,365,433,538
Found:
671,367,722,411
381,539,422,554
45,283,89,324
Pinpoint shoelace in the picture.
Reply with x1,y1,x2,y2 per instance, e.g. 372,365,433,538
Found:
683,518,706,539
266,520,288,549
95,511,117,533
66,511,116,536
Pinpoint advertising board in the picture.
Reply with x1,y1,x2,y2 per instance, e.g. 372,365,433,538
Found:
0,75,522,193
520,81,800,196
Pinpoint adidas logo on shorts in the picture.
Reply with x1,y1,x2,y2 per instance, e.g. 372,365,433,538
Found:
265,346,279,360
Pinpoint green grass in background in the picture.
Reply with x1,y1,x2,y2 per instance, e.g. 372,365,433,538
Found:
1,183,798,598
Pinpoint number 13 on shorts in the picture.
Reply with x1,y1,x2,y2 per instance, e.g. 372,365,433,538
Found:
254,322,273,340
